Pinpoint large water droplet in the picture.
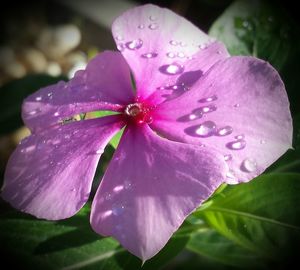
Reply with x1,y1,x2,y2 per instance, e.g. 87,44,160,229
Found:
159,63,184,75
241,158,257,172
126,39,143,50
199,95,217,103
141,52,158,59
195,121,216,137
226,139,246,150
148,23,158,30
169,40,178,46
216,126,233,136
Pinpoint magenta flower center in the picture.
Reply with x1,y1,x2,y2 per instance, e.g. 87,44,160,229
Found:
124,102,153,124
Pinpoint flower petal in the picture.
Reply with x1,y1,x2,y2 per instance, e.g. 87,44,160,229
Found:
23,51,134,132
152,56,293,183
90,124,227,261
112,4,229,100
1,116,124,220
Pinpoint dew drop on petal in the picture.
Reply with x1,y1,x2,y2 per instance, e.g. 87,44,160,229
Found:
148,23,158,30
141,52,158,58
234,103,240,108
195,121,216,137
35,96,42,101
260,139,266,144
159,63,184,75
115,35,123,41
166,52,176,58
235,134,245,140
117,43,125,51
149,15,157,21
138,24,145,29
216,126,233,136
54,112,59,116
105,192,112,201
112,205,125,216
96,149,103,154
179,41,187,47
169,40,178,46
199,95,217,103
224,154,232,161
177,52,185,58
200,105,217,113
241,158,257,172
126,39,143,50
28,110,38,115
226,139,246,150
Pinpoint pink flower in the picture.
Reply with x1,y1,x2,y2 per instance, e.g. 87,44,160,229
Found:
1,4,292,261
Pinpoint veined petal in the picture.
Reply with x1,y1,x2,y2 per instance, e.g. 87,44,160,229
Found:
23,51,134,133
1,116,124,220
90,124,227,261
152,56,293,183
112,4,229,100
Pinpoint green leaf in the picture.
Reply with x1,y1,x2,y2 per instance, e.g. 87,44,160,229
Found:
187,228,266,269
196,173,300,264
0,203,188,270
0,74,67,135
209,0,300,114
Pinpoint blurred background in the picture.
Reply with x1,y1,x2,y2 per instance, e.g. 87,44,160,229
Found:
0,0,299,269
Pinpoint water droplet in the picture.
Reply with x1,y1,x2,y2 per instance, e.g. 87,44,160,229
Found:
224,154,232,161
179,41,187,47
35,96,42,101
217,50,222,54
141,52,158,58
235,134,244,140
113,185,124,192
234,103,240,108
226,170,235,179
169,40,178,46
125,39,143,50
200,105,217,113
28,110,38,115
54,112,59,116
243,20,249,28
159,63,184,75
199,44,207,49
47,92,53,98
166,52,176,58
260,139,266,144
199,95,217,103
216,126,233,136
71,188,76,192
105,193,112,201
138,24,145,29
226,139,246,150
177,52,185,58
149,15,156,21
112,205,125,216
195,121,216,137
115,35,123,41
189,114,197,120
241,158,257,172
148,23,158,30
124,180,132,190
